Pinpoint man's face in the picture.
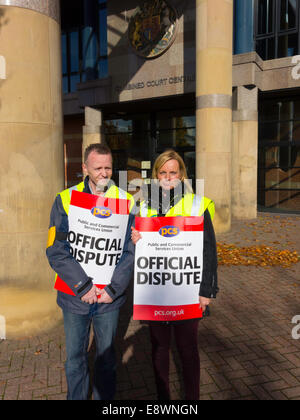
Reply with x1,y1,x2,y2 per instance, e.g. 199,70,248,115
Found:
82,151,113,191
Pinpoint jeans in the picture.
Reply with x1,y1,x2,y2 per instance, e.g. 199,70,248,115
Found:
63,305,119,400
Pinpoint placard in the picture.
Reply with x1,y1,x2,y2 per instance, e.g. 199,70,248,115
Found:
133,216,203,321
54,190,130,294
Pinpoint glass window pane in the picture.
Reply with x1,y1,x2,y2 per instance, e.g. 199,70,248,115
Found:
157,128,195,150
279,122,293,143
257,0,274,34
70,74,80,92
99,7,107,57
107,130,151,186
157,112,195,129
70,31,79,72
62,33,67,75
278,33,298,58
184,151,196,186
293,120,300,140
106,133,131,150
104,119,133,133
259,100,282,122
293,99,300,120
259,123,280,143
98,58,108,78
256,37,275,60
82,27,98,79
280,0,297,30
265,188,300,210
279,100,295,121
63,76,69,94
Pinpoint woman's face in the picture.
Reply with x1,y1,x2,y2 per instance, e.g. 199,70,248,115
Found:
157,159,181,190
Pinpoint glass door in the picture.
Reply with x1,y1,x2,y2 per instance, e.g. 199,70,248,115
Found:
156,110,196,189
103,113,152,192
104,109,196,193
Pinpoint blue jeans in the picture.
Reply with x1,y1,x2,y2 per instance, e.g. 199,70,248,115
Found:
63,305,119,400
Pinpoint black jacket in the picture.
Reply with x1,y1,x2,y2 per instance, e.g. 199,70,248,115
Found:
142,184,218,298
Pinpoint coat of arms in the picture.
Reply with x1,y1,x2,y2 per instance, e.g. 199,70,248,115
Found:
128,0,178,59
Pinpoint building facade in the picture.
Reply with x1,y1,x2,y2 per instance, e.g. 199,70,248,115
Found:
62,0,300,219
1,0,300,338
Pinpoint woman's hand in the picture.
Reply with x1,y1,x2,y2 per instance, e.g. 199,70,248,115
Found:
131,227,142,245
199,296,210,313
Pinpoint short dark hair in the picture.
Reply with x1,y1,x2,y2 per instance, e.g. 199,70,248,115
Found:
84,143,112,163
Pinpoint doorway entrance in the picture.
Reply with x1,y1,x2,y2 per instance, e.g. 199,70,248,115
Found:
103,109,196,190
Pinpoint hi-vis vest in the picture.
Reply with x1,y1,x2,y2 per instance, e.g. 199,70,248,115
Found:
58,181,134,215
140,194,215,220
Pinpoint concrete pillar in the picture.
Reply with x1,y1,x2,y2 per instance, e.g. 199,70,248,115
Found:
82,107,104,161
232,86,258,219
195,0,233,233
0,1,64,338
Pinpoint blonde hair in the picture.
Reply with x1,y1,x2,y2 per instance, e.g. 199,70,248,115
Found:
152,149,193,192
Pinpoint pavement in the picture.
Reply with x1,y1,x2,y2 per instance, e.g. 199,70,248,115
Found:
0,212,300,401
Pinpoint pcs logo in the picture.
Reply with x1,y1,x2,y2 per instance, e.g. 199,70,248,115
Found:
159,225,180,237
91,206,112,219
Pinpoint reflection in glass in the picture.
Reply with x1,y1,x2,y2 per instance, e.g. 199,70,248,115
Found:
259,96,300,212
280,0,297,30
157,128,195,150
184,151,196,188
257,0,274,34
62,34,67,74
256,37,275,60
70,31,79,73
70,74,80,92
99,7,108,58
278,33,298,58
63,76,68,94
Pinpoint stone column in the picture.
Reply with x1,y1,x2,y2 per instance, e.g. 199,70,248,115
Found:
0,1,64,338
82,107,104,160
232,86,258,219
195,0,233,233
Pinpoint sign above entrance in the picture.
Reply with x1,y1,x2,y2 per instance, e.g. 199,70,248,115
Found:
128,0,178,59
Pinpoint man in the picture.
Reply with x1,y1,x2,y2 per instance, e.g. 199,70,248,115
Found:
46,143,135,400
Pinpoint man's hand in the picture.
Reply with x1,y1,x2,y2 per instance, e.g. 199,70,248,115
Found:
131,227,142,245
97,289,113,304
81,285,101,304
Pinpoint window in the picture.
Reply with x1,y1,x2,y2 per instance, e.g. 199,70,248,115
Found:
258,94,300,212
255,0,300,59
61,0,108,93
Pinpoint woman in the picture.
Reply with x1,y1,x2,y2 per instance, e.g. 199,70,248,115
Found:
131,149,218,400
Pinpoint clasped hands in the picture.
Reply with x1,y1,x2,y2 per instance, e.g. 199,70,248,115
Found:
81,285,113,304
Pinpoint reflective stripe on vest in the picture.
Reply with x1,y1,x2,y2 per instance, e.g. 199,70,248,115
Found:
140,194,215,220
58,182,85,215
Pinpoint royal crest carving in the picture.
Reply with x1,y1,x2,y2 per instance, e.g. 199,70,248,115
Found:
128,0,178,59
